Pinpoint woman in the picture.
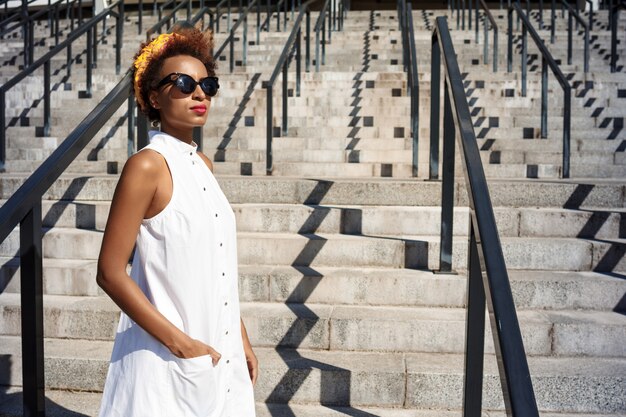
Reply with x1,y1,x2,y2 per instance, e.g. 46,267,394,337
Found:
96,25,257,417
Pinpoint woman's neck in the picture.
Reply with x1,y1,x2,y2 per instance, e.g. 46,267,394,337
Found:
160,124,193,144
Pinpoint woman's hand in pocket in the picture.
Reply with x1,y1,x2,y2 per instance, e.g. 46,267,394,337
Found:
170,336,221,366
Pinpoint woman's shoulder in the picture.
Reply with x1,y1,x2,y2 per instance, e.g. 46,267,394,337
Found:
122,148,167,179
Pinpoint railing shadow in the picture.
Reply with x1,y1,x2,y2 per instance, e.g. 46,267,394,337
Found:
0,355,89,416
265,178,378,417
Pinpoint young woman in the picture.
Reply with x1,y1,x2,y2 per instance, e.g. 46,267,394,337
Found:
96,25,257,417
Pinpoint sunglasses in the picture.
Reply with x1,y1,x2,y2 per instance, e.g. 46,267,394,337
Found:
156,72,220,97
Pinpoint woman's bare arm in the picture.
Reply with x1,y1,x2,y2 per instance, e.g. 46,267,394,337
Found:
241,319,258,385
96,151,221,364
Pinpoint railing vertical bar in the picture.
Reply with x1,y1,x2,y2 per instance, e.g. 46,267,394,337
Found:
439,80,455,274
20,202,45,417
228,0,232,31
563,88,571,178
139,0,143,34
86,28,93,98
541,56,548,138
551,0,555,43
567,11,573,64
305,9,310,72
296,27,301,96
44,61,51,136
610,6,618,72
116,7,122,74
229,30,234,72
282,61,288,136
407,2,419,177
266,86,273,174
521,25,527,97
462,222,486,417
243,11,248,66
0,91,5,170
128,95,135,157
429,28,441,180
483,17,488,64
137,111,149,150
256,0,260,44
28,19,34,67
507,8,513,72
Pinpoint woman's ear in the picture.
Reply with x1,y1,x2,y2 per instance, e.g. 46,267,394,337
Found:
149,90,160,109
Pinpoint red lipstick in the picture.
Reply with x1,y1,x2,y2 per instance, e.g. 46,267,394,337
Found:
191,105,207,115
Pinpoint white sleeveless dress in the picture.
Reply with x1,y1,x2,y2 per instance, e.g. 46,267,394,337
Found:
98,131,256,417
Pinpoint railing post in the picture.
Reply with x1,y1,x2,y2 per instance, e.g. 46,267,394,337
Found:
507,8,513,72
85,28,93,98
296,27,301,97
44,61,51,136
322,14,326,65
137,111,149,150
521,24,527,97
139,0,143,34
567,10,573,65
228,0,231,31
116,7,122,75
493,28,498,72
438,80,455,274
20,201,45,417
407,2,419,178
583,21,589,73
0,90,5,171
305,9,310,72
266,86,273,174
128,95,136,157
462,222,486,417
550,0,555,43
539,0,543,28
266,0,270,32
229,30,234,72
541,56,548,138
429,30,441,180
257,0,260,43
563,87,571,178
243,11,248,66
315,20,320,71
483,17,488,64
610,7,618,73
282,61,288,136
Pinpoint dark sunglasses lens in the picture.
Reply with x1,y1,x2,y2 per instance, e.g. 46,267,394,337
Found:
175,75,196,94
200,78,219,96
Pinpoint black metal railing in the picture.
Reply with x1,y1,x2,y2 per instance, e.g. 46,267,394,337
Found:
0,69,132,417
397,0,419,176
146,0,193,38
508,1,572,178
476,0,498,71
314,0,331,71
0,1,124,171
265,1,311,174
449,0,475,30
430,16,539,417
0,0,83,68
610,1,626,72
214,0,259,72
558,0,590,72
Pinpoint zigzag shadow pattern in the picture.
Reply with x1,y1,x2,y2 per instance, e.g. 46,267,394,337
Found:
265,179,377,416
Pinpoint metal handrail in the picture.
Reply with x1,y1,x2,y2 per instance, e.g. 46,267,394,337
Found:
0,69,132,417
610,1,626,72
0,0,81,67
146,0,193,39
314,0,331,71
430,16,539,417
260,0,285,32
397,0,419,176
508,2,572,178
214,0,258,72
0,0,124,170
265,0,314,174
476,0,498,72
559,0,590,72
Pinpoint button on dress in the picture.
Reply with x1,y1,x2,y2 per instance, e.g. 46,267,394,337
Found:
98,131,255,417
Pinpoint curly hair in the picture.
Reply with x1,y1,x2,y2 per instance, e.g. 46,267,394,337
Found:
132,23,216,122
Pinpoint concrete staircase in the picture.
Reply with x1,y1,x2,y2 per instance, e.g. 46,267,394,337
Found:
0,5,625,417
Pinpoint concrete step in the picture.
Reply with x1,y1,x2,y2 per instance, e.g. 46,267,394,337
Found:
1,176,624,208
1,293,624,356
0,337,624,413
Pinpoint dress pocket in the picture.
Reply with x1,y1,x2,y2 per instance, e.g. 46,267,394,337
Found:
168,354,218,416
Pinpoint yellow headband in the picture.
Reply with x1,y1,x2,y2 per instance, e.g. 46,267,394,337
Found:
133,33,181,111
